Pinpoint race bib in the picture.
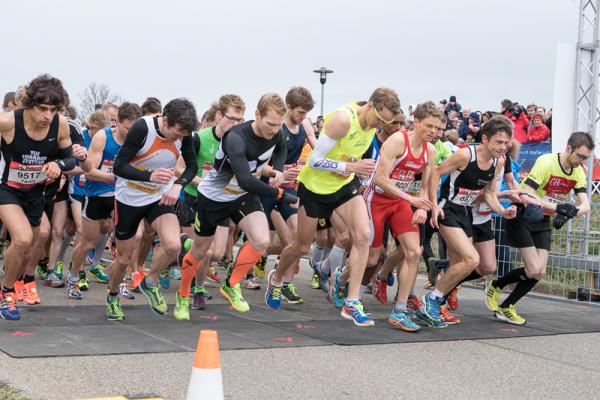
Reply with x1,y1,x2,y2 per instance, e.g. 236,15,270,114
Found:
100,160,114,174
127,165,161,193
477,201,493,216
200,163,211,178
406,180,422,196
6,161,47,190
78,174,87,186
452,187,483,206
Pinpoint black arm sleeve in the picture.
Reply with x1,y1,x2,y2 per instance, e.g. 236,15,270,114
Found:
224,132,279,198
113,119,152,181
504,154,513,174
55,146,76,172
174,134,197,186
271,131,286,171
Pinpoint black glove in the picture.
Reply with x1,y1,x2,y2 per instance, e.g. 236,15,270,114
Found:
281,191,298,204
553,214,569,230
556,203,579,219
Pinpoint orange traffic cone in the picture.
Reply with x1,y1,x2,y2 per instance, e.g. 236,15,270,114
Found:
186,330,224,400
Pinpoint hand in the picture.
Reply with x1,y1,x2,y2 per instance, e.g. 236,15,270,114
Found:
556,203,579,218
150,168,174,184
431,205,444,229
72,144,88,161
407,195,433,211
284,165,300,182
42,161,62,180
412,208,427,225
359,185,366,194
553,214,569,230
502,205,517,220
271,170,286,187
159,184,181,206
349,159,376,177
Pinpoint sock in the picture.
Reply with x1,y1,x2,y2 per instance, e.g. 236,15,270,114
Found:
179,251,201,297
311,245,324,265
108,291,118,299
359,284,368,299
57,233,73,264
345,297,359,305
2,286,14,294
456,271,482,287
183,238,192,252
194,284,205,294
79,270,86,279
500,278,539,308
93,234,108,266
430,288,444,300
144,276,157,287
323,245,333,260
394,301,407,313
23,274,35,284
68,273,78,284
322,245,345,276
494,267,528,289
227,242,263,287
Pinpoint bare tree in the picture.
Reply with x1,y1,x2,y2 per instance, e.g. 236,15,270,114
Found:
78,82,122,119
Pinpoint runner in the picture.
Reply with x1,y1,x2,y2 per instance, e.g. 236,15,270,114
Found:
106,98,198,320
0,74,87,320
179,93,296,320
419,116,517,327
68,102,142,299
485,131,592,325
364,101,441,332
267,88,401,327
175,94,246,310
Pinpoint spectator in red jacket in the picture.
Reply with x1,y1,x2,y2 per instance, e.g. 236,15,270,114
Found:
508,104,530,142
526,114,550,142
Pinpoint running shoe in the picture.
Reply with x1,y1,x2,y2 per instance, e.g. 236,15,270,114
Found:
22,281,41,305
341,300,374,327
176,233,190,269
264,269,282,310
495,305,526,325
119,281,135,300
174,292,190,321
386,272,395,287
106,295,125,321
440,305,460,324
407,294,422,317
36,263,48,280
281,284,304,304
220,283,249,313
328,266,345,309
484,280,502,313
447,287,459,311
139,278,168,315
159,269,170,289
371,274,387,304
388,310,421,332
420,294,443,322
254,256,267,279
14,280,24,302
414,310,448,329
169,267,181,280
243,276,261,290
0,292,20,320
78,270,89,291
207,265,221,283
131,269,146,289
67,278,82,300
192,290,207,310
86,250,94,265
44,272,65,288
311,272,320,289
90,265,109,283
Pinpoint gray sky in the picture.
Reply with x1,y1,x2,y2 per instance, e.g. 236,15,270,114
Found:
1,0,579,119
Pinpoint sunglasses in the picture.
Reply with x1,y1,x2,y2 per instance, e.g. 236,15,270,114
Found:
373,107,395,125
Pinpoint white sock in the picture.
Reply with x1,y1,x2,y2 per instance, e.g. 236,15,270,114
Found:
394,301,407,313
93,234,108,265
58,233,73,263
359,284,368,299
311,245,324,265
430,289,444,300
322,245,345,276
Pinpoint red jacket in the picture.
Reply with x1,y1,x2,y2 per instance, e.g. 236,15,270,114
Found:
526,125,550,142
510,114,530,143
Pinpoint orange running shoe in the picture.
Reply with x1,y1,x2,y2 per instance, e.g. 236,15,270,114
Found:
407,294,422,313
22,281,41,305
371,274,387,304
440,305,460,324
131,269,146,289
14,280,24,302
447,287,459,311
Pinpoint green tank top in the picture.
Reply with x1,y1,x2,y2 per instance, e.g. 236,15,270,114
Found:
298,102,376,195
184,126,221,197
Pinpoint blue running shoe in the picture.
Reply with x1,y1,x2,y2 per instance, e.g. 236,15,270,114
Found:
265,270,282,310
420,294,443,322
388,310,421,332
386,272,395,287
0,292,20,320
329,266,345,309
341,300,374,327
159,269,170,289
86,250,94,265
414,310,448,329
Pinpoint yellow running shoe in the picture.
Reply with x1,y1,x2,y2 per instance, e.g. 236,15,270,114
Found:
485,280,502,312
495,304,526,325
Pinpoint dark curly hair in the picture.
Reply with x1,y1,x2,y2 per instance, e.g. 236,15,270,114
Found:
21,74,68,109
163,98,198,133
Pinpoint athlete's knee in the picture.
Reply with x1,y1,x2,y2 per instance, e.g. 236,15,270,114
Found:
464,251,480,270
248,236,270,254
404,245,422,265
11,234,34,252
477,259,497,276
116,252,133,268
352,227,371,248
37,224,51,242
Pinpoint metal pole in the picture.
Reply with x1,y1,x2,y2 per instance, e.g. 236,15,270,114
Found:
320,83,325,117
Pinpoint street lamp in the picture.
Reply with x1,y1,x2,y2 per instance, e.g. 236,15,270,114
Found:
313,67,333,117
